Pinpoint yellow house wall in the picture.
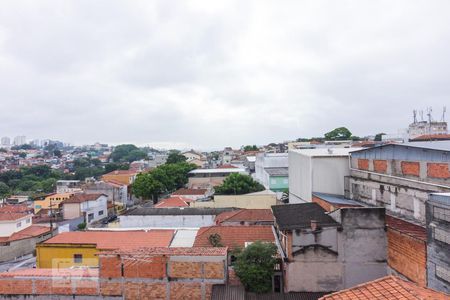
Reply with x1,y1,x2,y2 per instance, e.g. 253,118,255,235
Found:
34,193,73,213
36,244,99,268
191,194,277,209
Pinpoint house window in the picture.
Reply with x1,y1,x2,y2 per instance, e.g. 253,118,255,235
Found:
16,222,21,228
35,205,41,209
98,210,104,216
26,218,31,224
73,254,83,263
88,213,94,222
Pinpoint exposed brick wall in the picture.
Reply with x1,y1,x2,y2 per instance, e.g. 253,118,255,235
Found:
204,262,224,279
387,228,427,286
358,159,369,170
0,255,226,299
401,161,420,177
170,282,202,300
170,261,203,278
373,160,388,173
427,163,450,179
123,256,167,279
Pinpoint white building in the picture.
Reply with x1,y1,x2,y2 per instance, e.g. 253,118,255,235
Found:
1,137,10,147
56,180,82,194
62,193,108,224
254,153,288,188
0,211,32,237
289,148,360,203
13,136,26,146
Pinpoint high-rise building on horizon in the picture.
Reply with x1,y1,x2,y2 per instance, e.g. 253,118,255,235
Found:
1,136,10,147
13,135,26,146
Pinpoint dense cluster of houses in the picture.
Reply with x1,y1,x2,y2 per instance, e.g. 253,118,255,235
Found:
0,134,449,299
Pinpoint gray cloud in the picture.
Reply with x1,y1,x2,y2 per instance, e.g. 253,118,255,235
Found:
0,0,450,149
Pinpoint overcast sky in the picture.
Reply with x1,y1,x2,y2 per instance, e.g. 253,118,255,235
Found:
0,1,449,150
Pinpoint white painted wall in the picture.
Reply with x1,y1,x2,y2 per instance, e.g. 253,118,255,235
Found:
289,150,351,203
81,195,108,223
0,215,32,237
119,215,216,228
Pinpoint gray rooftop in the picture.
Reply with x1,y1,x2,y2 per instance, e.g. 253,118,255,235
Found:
312,192,362,206
265,167,289,176
124,207,236,216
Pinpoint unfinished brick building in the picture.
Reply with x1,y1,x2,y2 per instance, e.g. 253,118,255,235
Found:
0,247,228,299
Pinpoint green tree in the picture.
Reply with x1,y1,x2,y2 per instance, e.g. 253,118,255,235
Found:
104,163,129,174
324,127,352,140
166,150,187,164
234,242,278,293
0,182,10,198
215,173,265,195
53,149,62,158
18,152,27,158
132,172,165,202
110,144,145,162
374,133,386,141
243,145,258,152
22,165,52,178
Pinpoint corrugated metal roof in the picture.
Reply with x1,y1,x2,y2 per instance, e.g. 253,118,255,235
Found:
312,192,362,206
211,285,329,300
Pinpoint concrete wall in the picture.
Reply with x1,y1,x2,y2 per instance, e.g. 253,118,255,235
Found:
289,151,351,203
282,207,387,292
84,182,127,206
348,168,450,224
119,215,216,228
0,230,53,262
426,195,450,294
191,194,277,209
63,203,81,220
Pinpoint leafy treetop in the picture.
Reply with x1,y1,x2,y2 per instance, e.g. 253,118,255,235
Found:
234,241,278,293
215,173,265,195
324,127,352,140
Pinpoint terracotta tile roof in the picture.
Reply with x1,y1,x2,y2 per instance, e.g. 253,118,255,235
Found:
0,204,32,214
104,170,138,175
216,164,238,169
0,225,51,243
215,209,274,224
154,196,192,208
103,179,129,187
106,247,228,257
43,230,174,251
411,134,450,141
386,215,427,242
172,188,208,196
319,276,449,300
0,268,98,278
0,212,29,221
193,225,275,249
63,193,106,204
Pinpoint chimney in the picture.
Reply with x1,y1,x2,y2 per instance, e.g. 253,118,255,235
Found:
311,220,319,231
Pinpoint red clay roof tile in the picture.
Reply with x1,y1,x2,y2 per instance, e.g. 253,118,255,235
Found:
319,276,449,300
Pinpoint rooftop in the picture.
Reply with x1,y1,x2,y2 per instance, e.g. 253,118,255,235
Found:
0,268,98,278
410,134,450,142
290,147,360,157
63,193,106,204
272,203,339,231
215,209,274,224
124,207,234,216
103,170,139,175
265,167,289,177
43,230,174,250
313,192,363,206
193,225,275,249
319,275,449,300
189,168,247,174
154,196,192,208
0,212,29,221
172,188,208,196
107,246,228,257
0,225,51,242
